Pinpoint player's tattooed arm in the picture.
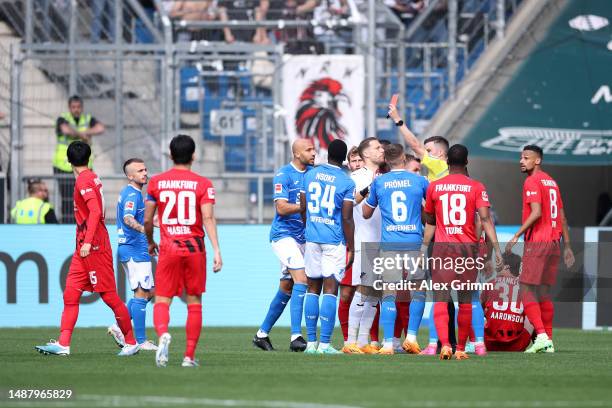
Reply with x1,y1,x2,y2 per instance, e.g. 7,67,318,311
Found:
123,215,145,234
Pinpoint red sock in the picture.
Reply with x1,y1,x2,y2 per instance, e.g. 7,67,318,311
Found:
394,301,409,338
469,328,475,343
59,287,81,347
523,302,545,335
433,302,450,347
185,304,202,359
456,303,472,351
154,302,170,337
539,300,554,339
370,303,380,342
338,297,351,341
101,291,136,345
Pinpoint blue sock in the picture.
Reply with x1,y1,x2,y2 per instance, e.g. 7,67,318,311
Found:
381,296,397,343
319,294,337,344
407,291,426,337
290,283,307,336
260,289,291,334
472,291,485,343
428,303,438,343
304,293,320,342
130,298,148,344
126,298,134,319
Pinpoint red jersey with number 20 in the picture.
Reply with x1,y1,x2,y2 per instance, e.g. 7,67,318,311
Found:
147,168,215,252
74,169,109,249
522,171,563,242
424,173,490,243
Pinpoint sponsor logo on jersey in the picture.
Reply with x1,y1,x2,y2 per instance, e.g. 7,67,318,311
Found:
125,201,134,211
80,188,92,196
275,183,283,194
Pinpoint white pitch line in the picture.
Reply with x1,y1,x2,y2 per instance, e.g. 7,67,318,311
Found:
399,401,612,408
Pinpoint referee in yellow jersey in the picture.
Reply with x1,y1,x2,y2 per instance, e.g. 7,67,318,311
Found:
387,101,457,351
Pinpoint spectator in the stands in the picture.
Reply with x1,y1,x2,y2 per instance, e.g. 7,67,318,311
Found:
135,0,157,43
53,96,105,224
91,0,116,43
165,1,235,43
11,179,58,224
313,0,353,54
385,0,426,26
274,0,321,53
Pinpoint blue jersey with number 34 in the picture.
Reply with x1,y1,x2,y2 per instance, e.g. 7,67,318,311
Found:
302,164,355,245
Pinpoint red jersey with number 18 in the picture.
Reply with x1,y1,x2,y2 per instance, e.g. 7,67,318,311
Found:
522,171,563,242
424,173,490,243
147,168,215,251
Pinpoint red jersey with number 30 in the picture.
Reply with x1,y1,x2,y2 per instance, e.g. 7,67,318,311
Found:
522,171,563,242
424,174,490,243
74,169,109,249
483,275,526,343
147,168,215,252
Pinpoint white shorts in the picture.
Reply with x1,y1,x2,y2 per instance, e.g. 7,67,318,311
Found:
305,242,346,282
271,237,305,280
121,259,154,291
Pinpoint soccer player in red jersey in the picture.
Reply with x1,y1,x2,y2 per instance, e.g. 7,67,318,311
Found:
423,144,502,360
144,134,222,368
35,141,139,356
483,252,534,352
505,145,574,353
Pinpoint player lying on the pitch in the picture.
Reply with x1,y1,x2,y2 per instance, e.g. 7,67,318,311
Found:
482,252,535,352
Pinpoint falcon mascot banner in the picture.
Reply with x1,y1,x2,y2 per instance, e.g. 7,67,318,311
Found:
282,55,365,159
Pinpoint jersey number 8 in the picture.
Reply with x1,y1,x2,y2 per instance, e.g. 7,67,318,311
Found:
160,190,196,225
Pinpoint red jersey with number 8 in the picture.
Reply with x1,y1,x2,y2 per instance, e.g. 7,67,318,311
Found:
147,168,215,252
424,173,490,243
522,171,563,242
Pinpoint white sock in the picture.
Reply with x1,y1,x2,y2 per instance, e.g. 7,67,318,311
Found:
256,329,268,338
307,341,317,348
383,341,393,349
318,343,329,349
536,333,549,341
348,291,365,344
290,334,302,341
392,337,401,349
357,299,378,347
406,334,417,343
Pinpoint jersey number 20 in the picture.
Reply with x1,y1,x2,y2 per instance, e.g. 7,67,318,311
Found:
160,190,196,225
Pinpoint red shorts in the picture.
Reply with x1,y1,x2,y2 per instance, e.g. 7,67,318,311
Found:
65,250,116,293
520,241,561,286
485,330,532,352
340,251,353,286
156,251,207,297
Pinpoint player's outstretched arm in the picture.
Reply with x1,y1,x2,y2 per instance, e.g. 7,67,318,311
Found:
505,202,541,254
387,103,426,158
342,200,355,267
202,203,222,273
144,200,158,255
560,207,575,268
478,207,503,269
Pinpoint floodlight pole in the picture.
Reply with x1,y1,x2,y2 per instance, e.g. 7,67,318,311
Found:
366,0,376,138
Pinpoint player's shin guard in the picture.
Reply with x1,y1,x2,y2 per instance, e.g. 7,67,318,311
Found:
58,286,82,347
185,304,202,359
456,303,472,352
407,291,426,341
348,291,365,344
433,302,450,347
539,300,554,340
131,298,149,344
338,296,351,341
260,289,291,334
319,294,337,345
290,283,307,336
370,303,380,343
471,292,485,343
304,293,320,342
101,291,136,345
380,296,397,346
154,302,170,337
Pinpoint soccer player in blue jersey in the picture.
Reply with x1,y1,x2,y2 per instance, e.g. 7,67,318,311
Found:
362,144,429,354
108,158,158,351
253,139,316,352
301,139,355,354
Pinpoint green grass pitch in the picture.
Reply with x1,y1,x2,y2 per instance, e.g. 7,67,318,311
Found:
1,327,611,408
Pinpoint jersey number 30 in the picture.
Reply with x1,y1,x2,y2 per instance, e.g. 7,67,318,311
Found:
160,190,196,225
308,183,336,217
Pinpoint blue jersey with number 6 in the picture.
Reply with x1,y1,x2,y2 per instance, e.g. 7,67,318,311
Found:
365,169,428,246
302,164,355,245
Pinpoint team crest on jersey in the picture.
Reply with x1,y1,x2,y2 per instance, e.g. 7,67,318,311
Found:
275,183,283,194
481,191,489,201
208,187,215,199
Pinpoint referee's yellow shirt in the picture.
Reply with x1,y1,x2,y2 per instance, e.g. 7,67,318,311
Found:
422,154,449,182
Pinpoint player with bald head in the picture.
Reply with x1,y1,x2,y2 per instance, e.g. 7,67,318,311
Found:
254,138,316,352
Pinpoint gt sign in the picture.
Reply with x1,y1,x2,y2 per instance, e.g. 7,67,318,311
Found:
210,109,243,136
